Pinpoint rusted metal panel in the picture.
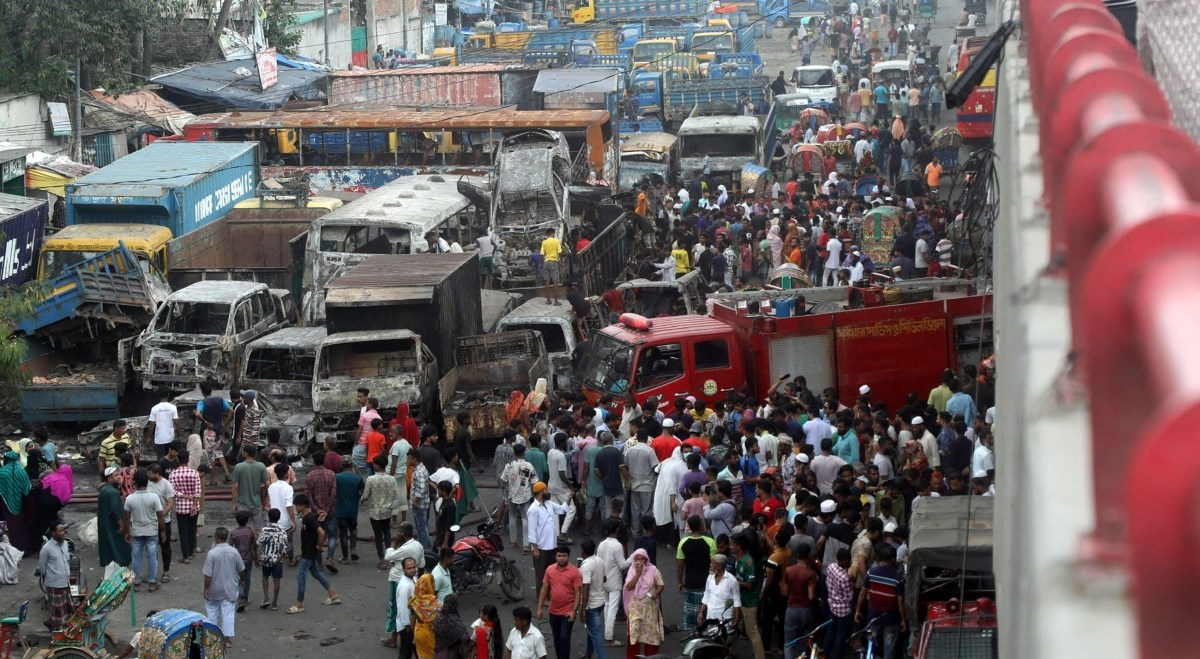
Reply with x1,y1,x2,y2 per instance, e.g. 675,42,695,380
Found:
168,213,311,270
187,108,611,132
329,66,507,107
500,70,543,110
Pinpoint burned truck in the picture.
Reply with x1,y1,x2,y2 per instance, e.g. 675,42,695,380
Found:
439,329,554,441
312,330,439,441
459,130,574,287
131,280,293,391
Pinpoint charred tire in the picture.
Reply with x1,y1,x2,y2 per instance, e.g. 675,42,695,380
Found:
500,561,525,602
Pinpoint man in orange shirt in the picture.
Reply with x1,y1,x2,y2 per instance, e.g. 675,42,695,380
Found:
366,417,388,465
924,156,943,198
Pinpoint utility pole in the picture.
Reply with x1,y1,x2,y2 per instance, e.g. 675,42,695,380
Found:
401,0,408,52
73,51,82,162
323,0,331,66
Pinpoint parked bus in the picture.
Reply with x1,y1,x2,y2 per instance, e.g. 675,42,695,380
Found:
302,174,482,322
181,108,615,190
955,36,996,141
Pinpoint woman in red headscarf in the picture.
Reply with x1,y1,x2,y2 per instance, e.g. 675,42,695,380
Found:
390,402,421,448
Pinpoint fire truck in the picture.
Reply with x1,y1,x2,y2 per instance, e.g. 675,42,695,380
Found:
578,280,992,410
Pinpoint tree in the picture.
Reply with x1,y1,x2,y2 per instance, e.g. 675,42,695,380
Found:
0,0,163,97
263,0,304,55
0,242,48,400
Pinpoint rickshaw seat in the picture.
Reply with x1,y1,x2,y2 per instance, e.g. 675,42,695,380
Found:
0,600,26,626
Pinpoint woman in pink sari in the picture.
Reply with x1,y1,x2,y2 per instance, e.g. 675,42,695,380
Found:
37,464,74,538
623,548,664,659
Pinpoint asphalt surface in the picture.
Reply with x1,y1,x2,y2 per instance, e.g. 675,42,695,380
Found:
1,7,974,657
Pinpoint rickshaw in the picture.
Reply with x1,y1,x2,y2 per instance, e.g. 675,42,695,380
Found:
742,163,772,199
855,174,880,196
816,123,847,143
918,0,937,21
23,568,135,658
138,609,226,659
817,125,857,177
843,121,870,138
789,143,825,179
931,127,963,173
860,205,903,267
894,172,931,200
798,106,833,130
767,263,813,290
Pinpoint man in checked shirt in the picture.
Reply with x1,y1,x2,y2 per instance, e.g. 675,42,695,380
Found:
305,450,338,573
169,449,203,564
824,548,854,659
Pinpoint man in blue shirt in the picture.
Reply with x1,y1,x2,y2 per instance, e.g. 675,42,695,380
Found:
874,83,890,120
856,544,906,659
832,415,860,464
944,379,979,426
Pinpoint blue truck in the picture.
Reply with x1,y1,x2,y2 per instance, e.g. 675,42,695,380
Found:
709,52,765,78
760,0,834,26
634,72,770,128
13,242,171,347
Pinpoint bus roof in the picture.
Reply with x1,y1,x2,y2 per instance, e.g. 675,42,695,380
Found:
311,175,473,234
43,224,174,251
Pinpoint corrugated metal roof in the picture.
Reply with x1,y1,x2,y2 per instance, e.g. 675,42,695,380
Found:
325,253,475,290
0,192,43,218
71,142,258,191
534,69,622,93
187,108,610,130
315,174,473,232
331,65,535,78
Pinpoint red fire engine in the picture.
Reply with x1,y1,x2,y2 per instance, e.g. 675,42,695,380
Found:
578,282,992,411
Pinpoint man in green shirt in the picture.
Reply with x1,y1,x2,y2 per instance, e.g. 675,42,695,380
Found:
230,444,269,531
731,533,764,659
927,368,956,413
525,434,549,483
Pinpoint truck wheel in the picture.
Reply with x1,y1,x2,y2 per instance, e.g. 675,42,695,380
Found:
500,561,525,602
775,17,785,28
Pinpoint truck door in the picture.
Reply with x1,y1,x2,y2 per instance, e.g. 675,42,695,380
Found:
689,336,740,403
631,341,688,404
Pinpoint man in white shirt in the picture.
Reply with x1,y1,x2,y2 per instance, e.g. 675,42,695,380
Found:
971,432,995,475
595,519,627,644
506,607,548,659
656,247,677,282
579,539,610,659
527,482,572,590
546,434,578,541
802,414,833,455
912,416,940,469
824,236,843,286
848,252,865,284
393,557,418,657
811,438,848,495
147,387,180,461
266,464,296,562
915,229,931,274
622,438,658,536
698,555,741,628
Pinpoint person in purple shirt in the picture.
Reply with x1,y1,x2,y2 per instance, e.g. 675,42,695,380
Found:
678,453,707,498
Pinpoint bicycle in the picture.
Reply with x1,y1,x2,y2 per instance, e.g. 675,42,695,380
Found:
786,618,832,659
849,615,887,658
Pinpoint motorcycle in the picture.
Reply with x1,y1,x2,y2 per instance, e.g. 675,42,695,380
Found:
35,521,88,611
424,512,525,602
681,619,733,659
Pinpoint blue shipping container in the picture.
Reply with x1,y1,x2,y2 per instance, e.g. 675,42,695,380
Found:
0,193,47,288
65,142,259,239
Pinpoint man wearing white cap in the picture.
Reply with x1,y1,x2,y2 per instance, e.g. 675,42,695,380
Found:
912,416,940,469
650,419,681,462
848,251,865,284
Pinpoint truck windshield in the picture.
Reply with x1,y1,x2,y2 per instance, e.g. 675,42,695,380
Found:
245,348,316,381
317,338,417,379
694,34,734,51
634,42,676,60
500,322,567,353
798,69,834,87
40,250,100,279
580,332,634,394
681,134,756,157
153,302,231,336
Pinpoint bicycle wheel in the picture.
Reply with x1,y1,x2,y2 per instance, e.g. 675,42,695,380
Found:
48,648,98,658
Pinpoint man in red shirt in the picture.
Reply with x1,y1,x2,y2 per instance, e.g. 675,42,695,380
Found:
365,418,388,466
537,545,582,659
752,481,784,518
650,419,682,462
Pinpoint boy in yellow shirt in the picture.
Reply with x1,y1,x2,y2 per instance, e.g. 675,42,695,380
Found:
540,228,563,305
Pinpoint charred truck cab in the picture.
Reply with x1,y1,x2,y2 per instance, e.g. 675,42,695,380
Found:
312,330,438,441
240,326,327,448
496,298,578,392
133,281,293,391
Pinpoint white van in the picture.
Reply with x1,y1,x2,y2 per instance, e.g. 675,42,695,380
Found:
791,65,838,104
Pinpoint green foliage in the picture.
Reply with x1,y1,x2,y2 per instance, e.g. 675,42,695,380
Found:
0,0,163,97
264,0,304,55
0,277,50,398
